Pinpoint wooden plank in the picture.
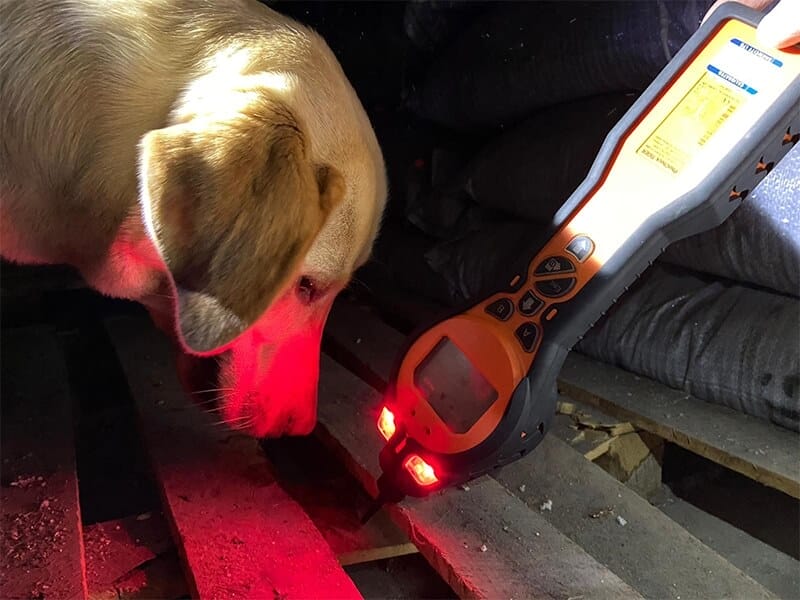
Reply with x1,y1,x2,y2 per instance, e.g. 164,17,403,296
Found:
324,299,400,387
338,541,418,568
104,317,361,600
317,356,641,600
260,437,417,567
496,437,774,599
0,326,88,600
84,512,172,597
90,550,188,600
325,299,776,599
558,353,800,499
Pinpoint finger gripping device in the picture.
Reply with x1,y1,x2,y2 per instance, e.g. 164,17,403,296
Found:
365,3,800,518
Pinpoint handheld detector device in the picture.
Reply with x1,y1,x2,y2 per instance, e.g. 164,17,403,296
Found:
365,2,800,518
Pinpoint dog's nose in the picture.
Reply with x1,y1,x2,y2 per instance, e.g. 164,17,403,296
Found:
280,408,317,437
246,395,317,438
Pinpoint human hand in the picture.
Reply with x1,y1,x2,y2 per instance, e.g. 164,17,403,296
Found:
702,0,800,48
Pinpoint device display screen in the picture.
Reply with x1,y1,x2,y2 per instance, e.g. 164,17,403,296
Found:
413,337,498,434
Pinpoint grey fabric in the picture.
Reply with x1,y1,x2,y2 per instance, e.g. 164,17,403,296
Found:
661,144,800,297
576,265,800,431
408,0,715,133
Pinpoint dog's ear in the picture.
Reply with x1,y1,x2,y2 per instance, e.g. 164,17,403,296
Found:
138,92,344,354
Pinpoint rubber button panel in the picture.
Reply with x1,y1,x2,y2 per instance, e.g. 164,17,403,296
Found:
518,291,544,316
566,235,594,262
534,256,575,276
515,322,540,353
535,277,576,298
485,298,514,321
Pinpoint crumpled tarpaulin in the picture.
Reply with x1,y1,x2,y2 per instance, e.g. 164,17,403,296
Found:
576,264,800,432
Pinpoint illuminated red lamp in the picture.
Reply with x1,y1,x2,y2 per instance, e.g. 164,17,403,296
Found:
377,406,396,440
403,454,439,487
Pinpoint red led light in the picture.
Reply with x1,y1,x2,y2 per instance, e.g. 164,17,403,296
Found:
377,406,396,440
403,454,439,486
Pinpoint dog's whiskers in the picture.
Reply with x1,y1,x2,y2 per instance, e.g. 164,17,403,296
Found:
192,387,234,395
191,393,231,406
210,414,253,428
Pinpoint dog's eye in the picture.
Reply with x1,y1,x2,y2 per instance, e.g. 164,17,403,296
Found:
297,276,318,304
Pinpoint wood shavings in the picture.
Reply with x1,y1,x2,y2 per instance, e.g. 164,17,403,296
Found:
589,507,614,519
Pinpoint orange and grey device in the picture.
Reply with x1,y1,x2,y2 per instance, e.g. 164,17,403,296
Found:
364,2,800,518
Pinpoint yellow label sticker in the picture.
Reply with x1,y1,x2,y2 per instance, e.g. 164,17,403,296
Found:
637,72,742,174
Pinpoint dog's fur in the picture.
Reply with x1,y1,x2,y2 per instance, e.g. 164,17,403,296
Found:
0,0,387,436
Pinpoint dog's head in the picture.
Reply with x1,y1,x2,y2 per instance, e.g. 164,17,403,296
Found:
138,72,385,437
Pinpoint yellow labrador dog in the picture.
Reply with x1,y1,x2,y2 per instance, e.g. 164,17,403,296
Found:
0,0,387,436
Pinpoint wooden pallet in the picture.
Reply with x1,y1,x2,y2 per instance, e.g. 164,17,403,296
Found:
558,355,800,498
2,318,408,599
2,262,796,599
320,297,784,599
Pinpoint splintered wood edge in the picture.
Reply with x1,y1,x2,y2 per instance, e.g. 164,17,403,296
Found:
558,354,800,499
337,542,419,567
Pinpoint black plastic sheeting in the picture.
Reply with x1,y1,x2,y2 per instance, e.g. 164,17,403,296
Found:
403,0,491,55
407,0,716,133
408,135,800,304
406,93,639,241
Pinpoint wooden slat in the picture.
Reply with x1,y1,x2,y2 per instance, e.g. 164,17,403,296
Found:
84,513,172,597
0,326,88,600
317,356,641,600
260,437,418,567
104,317,361,600
337,540,418,567
558,353,800,499
325,299,776,599
496,437,774,599
94,550,188,600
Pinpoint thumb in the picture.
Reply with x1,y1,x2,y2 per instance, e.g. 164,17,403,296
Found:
757,0,800,48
